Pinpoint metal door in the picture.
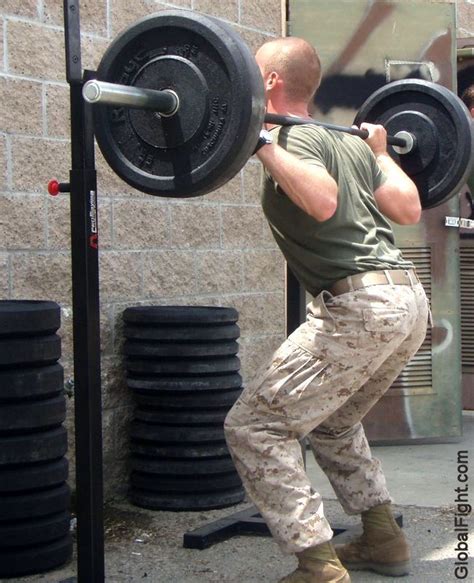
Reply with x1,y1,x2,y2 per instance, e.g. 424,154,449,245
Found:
288,0,462,443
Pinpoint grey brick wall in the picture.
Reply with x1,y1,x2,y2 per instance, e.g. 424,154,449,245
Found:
0,0,472,499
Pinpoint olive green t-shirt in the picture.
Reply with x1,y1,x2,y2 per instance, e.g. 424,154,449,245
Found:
262,124,414,296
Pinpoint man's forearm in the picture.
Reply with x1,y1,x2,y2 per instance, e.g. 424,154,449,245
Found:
256,143,338,221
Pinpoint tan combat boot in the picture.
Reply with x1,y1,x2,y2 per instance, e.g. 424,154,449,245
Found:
279,541,351,583
335,503,411,576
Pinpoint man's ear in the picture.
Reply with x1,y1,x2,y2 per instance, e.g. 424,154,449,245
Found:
266,71,278,91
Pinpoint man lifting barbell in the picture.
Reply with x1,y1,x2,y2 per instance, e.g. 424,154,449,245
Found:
224,37,431,583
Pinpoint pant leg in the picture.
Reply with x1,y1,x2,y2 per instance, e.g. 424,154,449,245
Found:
225,284,426,553
307,283,429,515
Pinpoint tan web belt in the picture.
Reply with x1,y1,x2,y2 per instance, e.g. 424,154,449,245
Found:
329,269,420,297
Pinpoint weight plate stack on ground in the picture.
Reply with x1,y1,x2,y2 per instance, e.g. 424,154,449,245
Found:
123,306,245,510
0,301,72,578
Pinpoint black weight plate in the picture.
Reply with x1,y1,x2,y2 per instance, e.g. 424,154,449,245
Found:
0,534,72,578
0,483,70,521
0,426,68,466
134,406,229,425
130,470,241,493
126,355,240,375
95,10,265,198
127,373,242,392
132,455,236,475
130,420,225,443
0,511,70,548
0,394,66,434
129,485,245,510
124,339,239,358
0,458,68,493
123,305,238,325
133,388,242,409
0,334,61,368
354,79,474,209
131,441,230,458
0,301,60,337
0,364,64,402
124,323,240,342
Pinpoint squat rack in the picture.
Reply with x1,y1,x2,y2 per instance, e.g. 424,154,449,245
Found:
57,2,307,581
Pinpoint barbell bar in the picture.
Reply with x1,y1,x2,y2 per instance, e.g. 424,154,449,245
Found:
86,9,474,208
83,79,410,150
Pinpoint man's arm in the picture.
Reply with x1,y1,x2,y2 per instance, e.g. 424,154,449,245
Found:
256,142,338,222
361,123,421,225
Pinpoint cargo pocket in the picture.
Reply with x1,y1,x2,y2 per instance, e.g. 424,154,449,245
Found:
362,308,409,337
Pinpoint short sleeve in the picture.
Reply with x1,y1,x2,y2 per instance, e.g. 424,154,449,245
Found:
275,125,328,170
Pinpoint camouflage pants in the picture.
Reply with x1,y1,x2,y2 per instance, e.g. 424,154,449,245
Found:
224,281,429,553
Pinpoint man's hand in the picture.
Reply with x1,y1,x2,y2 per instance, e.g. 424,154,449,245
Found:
359,122,388,156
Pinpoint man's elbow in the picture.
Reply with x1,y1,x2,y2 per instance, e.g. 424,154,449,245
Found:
308,189,338,222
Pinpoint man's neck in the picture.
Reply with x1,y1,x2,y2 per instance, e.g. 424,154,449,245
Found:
265,98,310,128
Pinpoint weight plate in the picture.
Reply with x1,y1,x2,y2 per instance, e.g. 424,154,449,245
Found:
134,406,229,425
354,79,474,209
130,470,241,492
0,511,70,548
0,534,72,578
0,301,60,338
126,355,240,375
131,441,230,458
0,483,70,521
127,373,242,392
0,427,68,466
0,334,61,368
0,394,66,434
129,485,245,510
133,388,242,409
0,458,68,493
0,364,64,402
94,10,265,197
124,323,240,342
123,305,238,325
131,455,236,475
124,339,239,358
130,420,225,443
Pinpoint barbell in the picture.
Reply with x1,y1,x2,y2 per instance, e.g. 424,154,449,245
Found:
84,9,474,209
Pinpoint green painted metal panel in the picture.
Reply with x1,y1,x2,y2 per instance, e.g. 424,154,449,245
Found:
289,0,462,442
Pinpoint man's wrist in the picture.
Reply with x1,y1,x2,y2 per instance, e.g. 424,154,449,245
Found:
254,129,273,154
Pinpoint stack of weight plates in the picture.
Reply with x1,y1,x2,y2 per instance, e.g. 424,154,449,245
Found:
0,301,72,578
123,305,245,511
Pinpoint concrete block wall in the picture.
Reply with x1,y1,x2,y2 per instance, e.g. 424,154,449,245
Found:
0,0,285,498
0,0,472,499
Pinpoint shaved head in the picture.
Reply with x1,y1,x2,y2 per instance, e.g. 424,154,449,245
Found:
256,37,322,104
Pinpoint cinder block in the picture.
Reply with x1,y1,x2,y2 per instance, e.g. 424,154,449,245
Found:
243,249,284,292
243,161,262,204
11,137,70,193
193,0,239,22
11,252,72,303
170,203,220,248
0,194,46,249
229,292,285,337
43,0,108,36
239,333,285,384
195,250,243,294
0,77,42,135
221,204,266,248
110,0,170,37
0,136,7,191
45,84,70,139
2,0,38,19
0,254,9,297
143,250,195,297
240,0,282,35
99,251,143,300
113,199,169,249
8,21,65,82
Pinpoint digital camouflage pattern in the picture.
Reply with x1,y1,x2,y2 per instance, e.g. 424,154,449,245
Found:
225,281,429,553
